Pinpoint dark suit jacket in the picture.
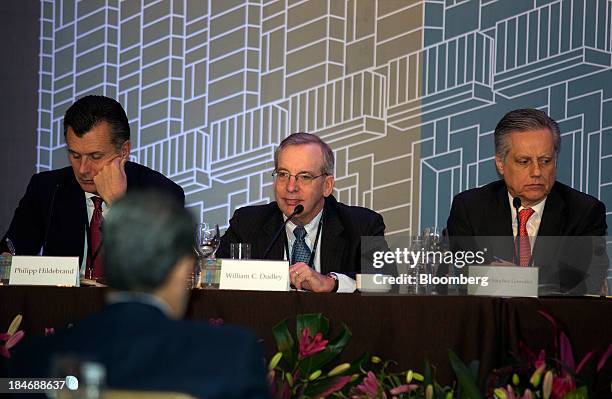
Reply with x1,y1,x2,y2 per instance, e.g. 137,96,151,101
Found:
217,195,388,276
11,302,270,399
1,162,184,263
447,180,608,294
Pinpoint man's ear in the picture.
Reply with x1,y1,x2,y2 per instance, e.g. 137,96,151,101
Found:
323,175,334,197
121,140,131,159
495,154,504,176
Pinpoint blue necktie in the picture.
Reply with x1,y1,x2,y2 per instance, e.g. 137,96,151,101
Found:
291,226,311,264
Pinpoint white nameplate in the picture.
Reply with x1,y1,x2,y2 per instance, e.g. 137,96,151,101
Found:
219,260,289,291
9,256,79,286
468,265,538,297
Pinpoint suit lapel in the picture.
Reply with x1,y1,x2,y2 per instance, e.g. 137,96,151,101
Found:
536,183,565,236
486,184,515,261
52,172,87,261
532,184,566,266
320,198,345,274
259,206,285,260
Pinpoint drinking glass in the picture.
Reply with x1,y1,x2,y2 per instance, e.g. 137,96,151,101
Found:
193,223,221,288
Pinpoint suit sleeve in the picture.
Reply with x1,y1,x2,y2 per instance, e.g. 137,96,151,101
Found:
446,194,474,236
1,174,45,255
578,200,607,236
217,210,244,259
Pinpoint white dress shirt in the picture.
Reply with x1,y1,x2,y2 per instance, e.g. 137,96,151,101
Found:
507,193,547,250
284,209,356,293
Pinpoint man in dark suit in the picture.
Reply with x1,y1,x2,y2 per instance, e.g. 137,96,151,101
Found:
12,192,270,399
1,95,184,279
447,109,608,294
217,133,388,293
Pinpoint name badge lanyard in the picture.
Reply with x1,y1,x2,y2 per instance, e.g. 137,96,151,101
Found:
284,215,324,268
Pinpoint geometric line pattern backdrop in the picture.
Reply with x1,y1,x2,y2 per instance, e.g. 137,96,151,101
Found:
37,1,611,270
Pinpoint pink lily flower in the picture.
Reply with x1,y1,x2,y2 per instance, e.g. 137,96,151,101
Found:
0,330,24,359
298,327,328,358
44,327,55,336
389,384,418,395
351,371,385,398
550,374,576,399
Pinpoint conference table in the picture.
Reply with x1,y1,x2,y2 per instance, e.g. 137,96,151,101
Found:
1,286,610,386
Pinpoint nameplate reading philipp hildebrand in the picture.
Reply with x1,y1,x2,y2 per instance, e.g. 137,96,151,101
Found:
9,256,79,286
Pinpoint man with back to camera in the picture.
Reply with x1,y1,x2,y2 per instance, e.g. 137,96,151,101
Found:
1,95,184,280
217,132,390,293
11,191,271,399
446,108,608,294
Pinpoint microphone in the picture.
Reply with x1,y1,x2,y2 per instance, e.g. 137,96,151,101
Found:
262,204,304,259
512,196,521,266
42,182,61,255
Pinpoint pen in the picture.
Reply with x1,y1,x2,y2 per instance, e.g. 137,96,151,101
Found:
5,238,16,256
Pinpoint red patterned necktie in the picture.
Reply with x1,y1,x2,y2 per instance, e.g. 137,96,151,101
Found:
89,196,104,279
516,208,535,267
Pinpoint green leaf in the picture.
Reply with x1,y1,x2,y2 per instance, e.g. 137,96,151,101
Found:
272,319,296,366
297,313,329,337
424,359,433,387
448,350,482,399
303,375,352,397
563,386,588,399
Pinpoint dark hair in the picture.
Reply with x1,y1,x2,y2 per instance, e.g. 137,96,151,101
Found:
102,191,194,292
274,132,334,175
63,95,130,149
494,108,561,161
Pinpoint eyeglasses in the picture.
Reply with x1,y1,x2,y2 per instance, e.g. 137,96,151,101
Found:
272,170,327,185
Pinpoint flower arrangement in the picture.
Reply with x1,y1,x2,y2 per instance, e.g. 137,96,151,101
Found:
267,312,611,399
268,313,455,399
485,311,611,399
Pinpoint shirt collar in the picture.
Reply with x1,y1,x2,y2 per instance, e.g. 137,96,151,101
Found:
507,192,547,216
285,208,324,240
106,291,172,317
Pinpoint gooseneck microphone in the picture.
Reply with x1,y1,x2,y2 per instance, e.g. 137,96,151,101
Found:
512,196,521,266
262,204,304,259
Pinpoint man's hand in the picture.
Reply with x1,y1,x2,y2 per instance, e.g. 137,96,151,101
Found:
289,262,336,292
93,156,128,205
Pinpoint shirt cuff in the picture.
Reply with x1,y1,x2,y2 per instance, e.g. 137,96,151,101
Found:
332,272,356,293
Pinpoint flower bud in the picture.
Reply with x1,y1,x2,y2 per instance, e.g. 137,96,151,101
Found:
268,352,282,371
425,384,433,399
328,363,351,377
445,391,453,399
494,388,507,399
512,373,519,386
543,371,553,399
350,373,360,382
413,372,425,382
285,372,293,387
309,370,322,381
529,363,545,387
371,356,382,364
406,370,413,383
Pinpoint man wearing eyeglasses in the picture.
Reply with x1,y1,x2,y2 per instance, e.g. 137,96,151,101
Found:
217,132,388,293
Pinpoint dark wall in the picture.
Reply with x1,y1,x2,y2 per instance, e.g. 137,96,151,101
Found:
0,1,39,233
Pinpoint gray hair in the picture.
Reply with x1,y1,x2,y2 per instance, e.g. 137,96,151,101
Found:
494,108,561,162
102,191,194,292
274,132,334,175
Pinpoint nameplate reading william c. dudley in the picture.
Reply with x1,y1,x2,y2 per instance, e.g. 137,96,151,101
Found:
9,256,79,287
468,265,538,297
219,260,289,291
